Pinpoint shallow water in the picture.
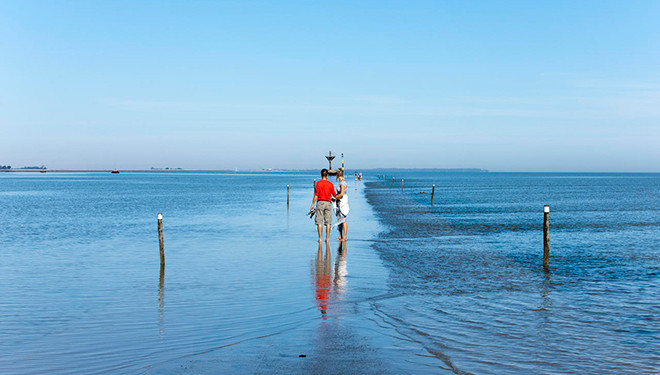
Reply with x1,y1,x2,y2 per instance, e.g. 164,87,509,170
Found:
366,172,660,373
1,172,417,374
1,172,659,374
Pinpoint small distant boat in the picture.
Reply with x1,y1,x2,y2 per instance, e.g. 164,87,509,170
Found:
40,169,47,173
111,169,120,174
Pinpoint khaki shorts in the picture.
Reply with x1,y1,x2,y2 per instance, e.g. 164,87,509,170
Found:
315,201,332,226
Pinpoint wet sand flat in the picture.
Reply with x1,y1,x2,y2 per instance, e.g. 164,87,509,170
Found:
4,172,656,373
146,178,436,374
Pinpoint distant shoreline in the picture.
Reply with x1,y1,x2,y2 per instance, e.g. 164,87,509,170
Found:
1,169,236,173
3,169,659,174
1,168,488,173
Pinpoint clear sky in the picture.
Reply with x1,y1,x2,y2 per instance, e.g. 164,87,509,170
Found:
1,1,658,171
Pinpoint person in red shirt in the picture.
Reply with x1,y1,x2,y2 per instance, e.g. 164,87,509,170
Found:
310,169,337,242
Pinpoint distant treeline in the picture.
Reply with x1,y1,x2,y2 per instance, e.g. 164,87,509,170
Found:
2,166,47,170
21,166,47,169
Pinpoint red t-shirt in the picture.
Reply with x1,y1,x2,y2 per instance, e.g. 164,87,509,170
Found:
315,180,336,202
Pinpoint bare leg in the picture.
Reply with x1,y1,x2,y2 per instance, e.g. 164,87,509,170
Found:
317,224,322,243
341,221,348,242
336,223,343,241
325,225,331,242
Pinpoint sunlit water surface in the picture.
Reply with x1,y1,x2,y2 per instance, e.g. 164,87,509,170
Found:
366,172,659,373
1,172,659,374
0,172,398,374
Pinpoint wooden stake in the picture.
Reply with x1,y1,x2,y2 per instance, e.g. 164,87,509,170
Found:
392,177,395,187
543,205,550,268
401,179,404,192
431,184,435,205
158,213,165,266
287,185,290,206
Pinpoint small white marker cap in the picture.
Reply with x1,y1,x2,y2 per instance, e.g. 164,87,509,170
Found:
544,206,550,213
157,213,163,220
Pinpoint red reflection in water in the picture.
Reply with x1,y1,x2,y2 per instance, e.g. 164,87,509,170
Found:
313,243,333,319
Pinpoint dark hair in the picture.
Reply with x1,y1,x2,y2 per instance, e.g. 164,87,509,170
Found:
321,169,328,177
336,168,344,178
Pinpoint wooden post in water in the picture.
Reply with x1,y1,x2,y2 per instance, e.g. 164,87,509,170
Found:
431,184,435,205
543,205,550,268
157,213,165,266
392,177,395,187
287,185,290,206
401,179,404,192
313,180,316,193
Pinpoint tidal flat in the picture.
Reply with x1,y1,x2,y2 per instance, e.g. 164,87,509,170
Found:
1,172,658,374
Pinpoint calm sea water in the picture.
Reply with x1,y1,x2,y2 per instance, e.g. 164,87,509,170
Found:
1,171,658,374
366,171,660,373
0,172,402,374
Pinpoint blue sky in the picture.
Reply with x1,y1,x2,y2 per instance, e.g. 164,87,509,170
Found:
1,0,658,171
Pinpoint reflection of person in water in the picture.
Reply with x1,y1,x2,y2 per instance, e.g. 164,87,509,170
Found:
313,242,333,319
333,242,347,298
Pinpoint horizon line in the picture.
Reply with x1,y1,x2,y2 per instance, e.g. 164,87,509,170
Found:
2,168,659,174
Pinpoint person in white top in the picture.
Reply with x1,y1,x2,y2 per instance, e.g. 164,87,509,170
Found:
334,168,350,242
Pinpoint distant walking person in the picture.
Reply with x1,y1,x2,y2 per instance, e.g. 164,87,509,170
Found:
334,168,350,242
311,169,337,243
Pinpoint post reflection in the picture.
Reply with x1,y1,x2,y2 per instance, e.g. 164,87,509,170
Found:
158,264,165,336
539,268,552,312
313,242,333,319
535,267,553,331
